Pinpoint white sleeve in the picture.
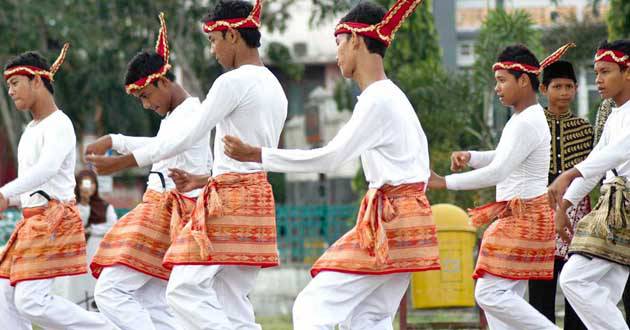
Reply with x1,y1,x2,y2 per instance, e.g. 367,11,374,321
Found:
110,134,156,154
0,121,75,199
8,195,21,208
468,150,496,169
563,127,612,205
262,100,386,173
89,205,118,236
132,76,239,167
445,121,539,190
574,136,630,180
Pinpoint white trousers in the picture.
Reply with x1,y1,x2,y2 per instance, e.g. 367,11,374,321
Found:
0,277,117,330
559,254,629,330
94,265,179,330
292,271,410,330
165,264,261,330
475,274,558,330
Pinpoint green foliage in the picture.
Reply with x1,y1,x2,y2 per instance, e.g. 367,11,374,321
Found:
473,10,542,87
607,0,630,39
542,14,608,64
333,79,355,113
0,0,222,140
266,42,305,81
378,0,441,76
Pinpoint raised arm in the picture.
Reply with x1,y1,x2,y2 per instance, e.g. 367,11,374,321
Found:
445,121,540,191
132,77,239,167
261,100,387,173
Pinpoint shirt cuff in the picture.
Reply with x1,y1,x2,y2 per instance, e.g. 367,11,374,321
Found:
8,195,21,208
574,163,596,181
445,174,459,190
132,148,153,168
261,147,273,171
110,134,124,152
468,151,485,169
562,192,582,207
0,186,15,202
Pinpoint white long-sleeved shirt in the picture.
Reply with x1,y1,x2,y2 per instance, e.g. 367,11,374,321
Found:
446,104,551,201
132,65,287,177
262,79,430,189
0,110,76,208
564,100,630,205
111,97,211,197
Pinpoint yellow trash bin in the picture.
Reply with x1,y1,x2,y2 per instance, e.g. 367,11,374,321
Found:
411,203,477,308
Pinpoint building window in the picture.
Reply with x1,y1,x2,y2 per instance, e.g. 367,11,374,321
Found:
460,43,471,56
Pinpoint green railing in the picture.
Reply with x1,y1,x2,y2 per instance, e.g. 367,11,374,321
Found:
1,205,357,264
276,204,356,264
0,210,21,246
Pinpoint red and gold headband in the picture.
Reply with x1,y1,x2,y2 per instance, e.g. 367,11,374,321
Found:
202,0,262,33
4,43,70,81
594,49,629,67
125,12,171,94
334,0,425,48
492,43,576,75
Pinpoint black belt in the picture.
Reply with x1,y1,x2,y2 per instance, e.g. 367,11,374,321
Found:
29,190,51,201
149,171,166,189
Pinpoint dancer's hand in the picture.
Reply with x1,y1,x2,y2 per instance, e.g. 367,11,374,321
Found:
85,135,112,156
450,151,470,172
547,168,581,209
223,135,262,163
554,203,573,244
86,154,137,175
428,170,447,190
169,168,209,193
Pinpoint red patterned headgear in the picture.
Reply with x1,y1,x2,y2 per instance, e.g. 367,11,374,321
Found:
594,49,629,68
492,43,576,75
4,43,70,81
125,12,171,94
334,0,425,48
202,0,262,33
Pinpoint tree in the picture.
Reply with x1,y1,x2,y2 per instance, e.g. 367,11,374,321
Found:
542,14,608,65
473,9,542,146
607,0,630,39
0,0,309,158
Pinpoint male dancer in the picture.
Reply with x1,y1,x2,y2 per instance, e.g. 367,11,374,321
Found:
549,39,630,330
0,45,117,329
430,43,575,329
222,1,441,328
87,1,287,329
86,13,211,330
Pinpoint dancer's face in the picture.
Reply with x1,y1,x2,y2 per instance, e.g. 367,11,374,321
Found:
335,34,357,79
594,61,628,100
208,30,237,69
132,79,171,117
494,70,521,107
6,74,39,111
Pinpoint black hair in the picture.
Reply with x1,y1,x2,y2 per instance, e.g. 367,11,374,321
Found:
497,45,541,92
339,1,388,58
542,60,577,87
4,51,55,94
124,51,175,87
202,0,262,48
597,39,630,71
